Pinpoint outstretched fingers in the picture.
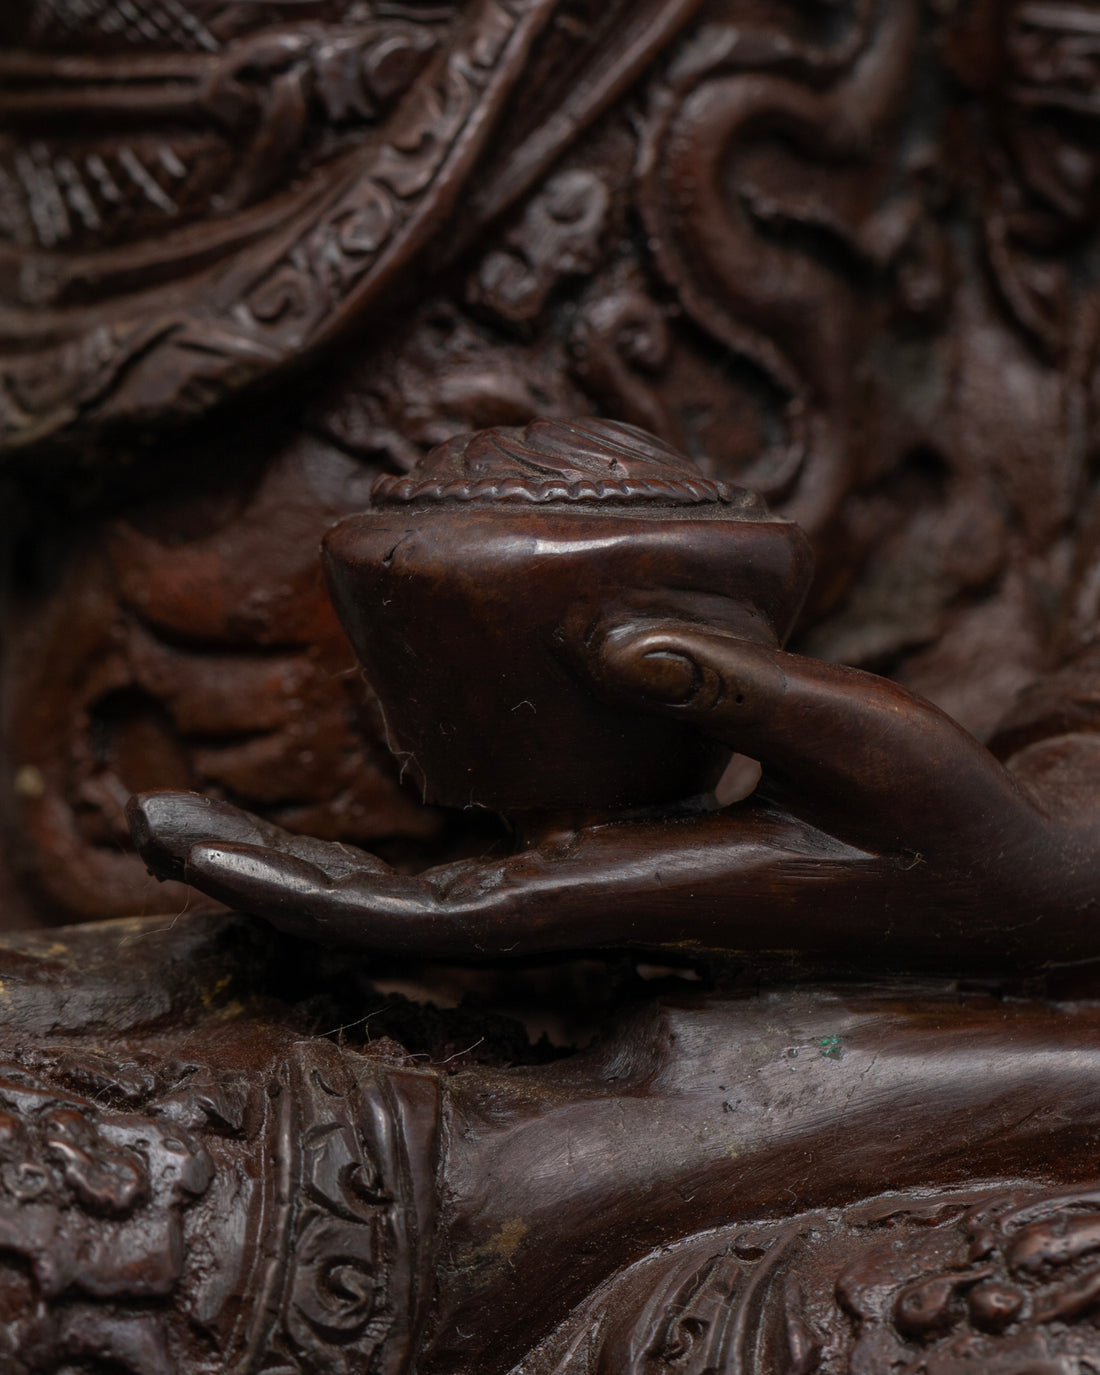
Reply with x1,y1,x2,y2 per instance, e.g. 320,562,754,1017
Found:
179,811,899,961
127,789,518,954
182,840,468,951
128,790,389,885
129,790,1009,965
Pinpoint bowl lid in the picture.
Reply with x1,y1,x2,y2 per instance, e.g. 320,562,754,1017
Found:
369,418,770,513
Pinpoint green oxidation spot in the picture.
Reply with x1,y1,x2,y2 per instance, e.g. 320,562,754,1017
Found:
820,1034,844,1061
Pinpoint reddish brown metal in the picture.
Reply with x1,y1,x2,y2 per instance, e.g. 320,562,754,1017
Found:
1,1,1100,1370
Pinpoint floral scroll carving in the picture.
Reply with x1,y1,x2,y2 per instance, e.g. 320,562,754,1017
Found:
240,1045,438,1375
513,1186,1100,1374
0,0,553,448
0,1056,212,1374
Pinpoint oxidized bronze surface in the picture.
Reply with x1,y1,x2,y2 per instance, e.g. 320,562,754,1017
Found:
3,2,1100,1371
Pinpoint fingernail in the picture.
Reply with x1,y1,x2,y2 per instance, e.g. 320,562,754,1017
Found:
185,844,235,880
603,639,701,703
187,843,325,894
638,649,700,703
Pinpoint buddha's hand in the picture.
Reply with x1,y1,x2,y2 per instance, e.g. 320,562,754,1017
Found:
129,622,1099,969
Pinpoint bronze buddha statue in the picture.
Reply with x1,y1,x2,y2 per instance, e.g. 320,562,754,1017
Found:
3,1,1100,1371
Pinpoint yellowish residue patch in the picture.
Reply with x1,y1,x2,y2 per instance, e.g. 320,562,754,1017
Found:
464,1217,529,1265
13,766,45,800
201,974,234,1009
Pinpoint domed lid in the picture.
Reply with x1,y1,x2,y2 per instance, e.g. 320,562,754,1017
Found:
369,418,769,513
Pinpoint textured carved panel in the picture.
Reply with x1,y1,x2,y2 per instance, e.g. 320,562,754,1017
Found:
231,1043,439,1375
0,0,702,452
512,1186,1100,1373
0,1055,213,1373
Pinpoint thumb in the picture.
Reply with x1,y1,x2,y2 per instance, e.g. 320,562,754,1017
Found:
592,621,1036,856
595,622,786,741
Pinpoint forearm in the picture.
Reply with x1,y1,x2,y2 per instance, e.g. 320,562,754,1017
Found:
432,984,1100,1371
